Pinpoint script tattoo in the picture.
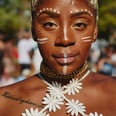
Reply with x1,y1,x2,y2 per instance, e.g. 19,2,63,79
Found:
2,91,43,108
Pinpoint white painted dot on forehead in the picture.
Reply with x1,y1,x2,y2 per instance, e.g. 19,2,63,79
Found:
70,9,93,17
37,8,61,16
71,0,75,5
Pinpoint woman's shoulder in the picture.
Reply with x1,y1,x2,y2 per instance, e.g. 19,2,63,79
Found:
0,74,47,115
89,72,116,95
0,74,47,99
90,72,116,83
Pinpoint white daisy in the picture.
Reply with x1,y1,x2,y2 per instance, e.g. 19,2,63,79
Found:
66,99,86,116
89,112,103,116
42,93,64,112
47,81,64,99
21,108,49,116
63,79,82,95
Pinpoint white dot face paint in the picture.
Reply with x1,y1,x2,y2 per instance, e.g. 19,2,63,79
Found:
37,38,48,44
71,0,75,5
81,36,93,42
37,8,61,16
70,9,93,17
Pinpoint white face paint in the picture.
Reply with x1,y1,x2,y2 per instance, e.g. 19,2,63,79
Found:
37,8,60,16
31,0,98,12
64,24,68,40
63,66,68,75
81,36,93,42
63,53,68,74
37,38,48,44
71,0,75,5
64,53,68,63
70,9,93,17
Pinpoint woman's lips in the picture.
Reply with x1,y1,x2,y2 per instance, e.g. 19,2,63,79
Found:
53,53,78,65
55,57,76,64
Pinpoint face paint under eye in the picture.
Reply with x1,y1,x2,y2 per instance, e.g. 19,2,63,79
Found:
81,36,93,42
37,38,48,44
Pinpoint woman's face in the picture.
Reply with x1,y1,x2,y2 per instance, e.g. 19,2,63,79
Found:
33,0,97,74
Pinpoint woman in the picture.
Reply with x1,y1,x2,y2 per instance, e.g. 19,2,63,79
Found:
0,0,116,116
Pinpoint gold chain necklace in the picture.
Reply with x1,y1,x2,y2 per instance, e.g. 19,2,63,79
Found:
40,61,89,81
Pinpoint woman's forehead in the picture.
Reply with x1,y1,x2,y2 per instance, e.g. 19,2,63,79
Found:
31,0,98,11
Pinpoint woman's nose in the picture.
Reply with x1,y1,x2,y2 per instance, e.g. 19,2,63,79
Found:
55,26,75,47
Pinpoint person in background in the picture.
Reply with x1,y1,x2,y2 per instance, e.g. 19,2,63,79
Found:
110,45,116,76
0,39,5,77
17,32,36,74
0,37,17,87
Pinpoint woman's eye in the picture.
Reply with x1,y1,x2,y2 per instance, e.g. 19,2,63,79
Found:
43,22,58,30
73,22,88,30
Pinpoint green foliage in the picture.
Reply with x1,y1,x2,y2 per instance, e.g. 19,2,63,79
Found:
0,0,31,37
0,9,22,33
98,0,116,39
0,0,115,39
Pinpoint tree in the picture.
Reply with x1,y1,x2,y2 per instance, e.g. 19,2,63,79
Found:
0,0,31,38
98,0,116,40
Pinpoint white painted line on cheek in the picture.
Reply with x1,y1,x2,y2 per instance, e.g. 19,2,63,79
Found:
37,41,47,44
37,38,48,41
37,38,48,44
81,36,92,40
81,36,93,42
82,40,93,42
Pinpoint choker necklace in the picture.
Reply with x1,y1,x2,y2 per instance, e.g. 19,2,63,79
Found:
40,61,89,81
22,63,103,116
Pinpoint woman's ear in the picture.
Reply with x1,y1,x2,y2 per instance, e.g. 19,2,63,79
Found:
93,25,98,42
31,26,37,41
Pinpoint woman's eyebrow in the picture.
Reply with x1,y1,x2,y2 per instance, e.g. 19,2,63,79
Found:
37,10,60,18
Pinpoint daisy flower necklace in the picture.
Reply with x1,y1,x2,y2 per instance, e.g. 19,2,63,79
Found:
21,62,103,116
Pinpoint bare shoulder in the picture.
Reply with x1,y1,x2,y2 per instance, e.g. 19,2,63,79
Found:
83,72,116,115
0,75,45,92
89,72,116,97
90,72,116,87
0,74,46,106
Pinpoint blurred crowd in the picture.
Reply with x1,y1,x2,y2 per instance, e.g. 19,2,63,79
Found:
0,33,116,87
0,32,42,87
88,39,116,76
